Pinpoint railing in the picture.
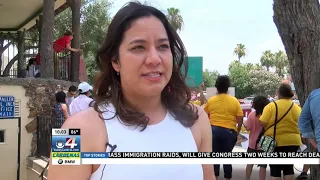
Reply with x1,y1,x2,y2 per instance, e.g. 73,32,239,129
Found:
36,116,64,158
0,37,73,81
0,38,38,78
53,43,71,81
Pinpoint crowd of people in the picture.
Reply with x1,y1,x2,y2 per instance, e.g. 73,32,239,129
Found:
53,82,93,128
190,76,316,180
46,2,320,180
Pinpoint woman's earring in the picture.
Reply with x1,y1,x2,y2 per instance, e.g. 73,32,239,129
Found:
117,72,120,76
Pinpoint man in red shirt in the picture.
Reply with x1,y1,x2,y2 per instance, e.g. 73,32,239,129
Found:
35,30,81,65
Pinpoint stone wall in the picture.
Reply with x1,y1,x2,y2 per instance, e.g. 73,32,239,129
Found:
0,77,78,155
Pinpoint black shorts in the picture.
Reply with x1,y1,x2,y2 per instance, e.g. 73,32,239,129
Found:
269,146,300,177
247,147,267,168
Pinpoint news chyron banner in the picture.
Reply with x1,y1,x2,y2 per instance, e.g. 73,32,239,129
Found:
80,152,320,164
51,128,81,165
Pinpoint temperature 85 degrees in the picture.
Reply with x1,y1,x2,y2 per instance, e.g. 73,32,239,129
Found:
69,129,81,135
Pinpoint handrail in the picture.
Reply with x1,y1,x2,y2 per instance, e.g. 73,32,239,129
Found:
53,43,71,80
1,39,84,82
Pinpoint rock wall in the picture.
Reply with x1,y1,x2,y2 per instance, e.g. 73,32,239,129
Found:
0,77,78,155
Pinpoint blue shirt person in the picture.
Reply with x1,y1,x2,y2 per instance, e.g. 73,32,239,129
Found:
298,89,320,151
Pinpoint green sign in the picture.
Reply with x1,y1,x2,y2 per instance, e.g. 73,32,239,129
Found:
184,56,203,87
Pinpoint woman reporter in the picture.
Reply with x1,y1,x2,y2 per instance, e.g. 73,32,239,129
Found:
47,2,214,180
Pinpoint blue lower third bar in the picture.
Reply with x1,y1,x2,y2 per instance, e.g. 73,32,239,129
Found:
81,152,109,158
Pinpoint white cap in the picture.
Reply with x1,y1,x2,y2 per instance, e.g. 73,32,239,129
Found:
78,82,93,93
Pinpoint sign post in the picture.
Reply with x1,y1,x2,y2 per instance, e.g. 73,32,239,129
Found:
185,56,203,88
0,96,15,118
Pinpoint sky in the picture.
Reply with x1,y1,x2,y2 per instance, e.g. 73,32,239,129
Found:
110,0,285,74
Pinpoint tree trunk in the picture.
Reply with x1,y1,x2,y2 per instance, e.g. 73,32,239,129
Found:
37,15,43,51
273,0,320,179
17,31,25,78
279,68,283,77
70,0,81,82
40,0,55,78
267,66,269,71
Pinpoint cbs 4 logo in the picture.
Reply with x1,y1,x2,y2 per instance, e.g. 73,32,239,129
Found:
56,138,78,149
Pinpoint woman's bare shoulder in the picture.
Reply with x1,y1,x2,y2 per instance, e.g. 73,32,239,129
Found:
61,103,68,109
190,104,211,148
62,108,107,149
48,108,107,180
64,108,101,127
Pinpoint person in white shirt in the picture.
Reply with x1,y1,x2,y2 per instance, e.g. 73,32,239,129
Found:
66,85,77,116
69,82,93,115
26,58,40,77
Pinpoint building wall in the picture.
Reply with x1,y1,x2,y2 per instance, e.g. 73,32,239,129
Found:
0,77,77,180
0,85,31,180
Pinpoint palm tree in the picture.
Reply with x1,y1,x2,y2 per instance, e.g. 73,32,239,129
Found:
260,50,275,71
274,50,289,77
166,7,184,32
233,44,246,62
246,63,254,71
254,63,263,70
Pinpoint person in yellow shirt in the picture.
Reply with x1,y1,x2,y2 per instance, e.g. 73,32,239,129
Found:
204,75,243,180
259,83,302,180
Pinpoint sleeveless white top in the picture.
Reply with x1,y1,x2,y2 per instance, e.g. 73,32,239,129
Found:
89,104,203,180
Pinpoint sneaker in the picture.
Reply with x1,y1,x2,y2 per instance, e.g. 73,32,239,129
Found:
296,173,308,180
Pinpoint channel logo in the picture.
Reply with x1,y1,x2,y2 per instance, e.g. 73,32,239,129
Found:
56,140,64,149
55,138,77,149
51,136,80,152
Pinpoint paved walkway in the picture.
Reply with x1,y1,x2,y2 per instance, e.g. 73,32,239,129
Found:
215,164,304,180
220,146,306,180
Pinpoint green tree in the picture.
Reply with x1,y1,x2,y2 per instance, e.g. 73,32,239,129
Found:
202,69,219,88
260,50,275,71
228,61,253,98
54,0,112,83
249,69,282,96
80,1,112,56
166,7,184,32
233,43,246,62
253,63,264,70
274,50,288,77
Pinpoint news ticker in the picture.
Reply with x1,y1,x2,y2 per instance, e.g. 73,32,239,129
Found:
51,129,320,165
51,152,320,165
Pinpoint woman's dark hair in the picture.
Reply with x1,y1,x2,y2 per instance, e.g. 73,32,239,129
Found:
252,96,270,116
93,2,198,131
55,91,66,103
64,30,73,36
278,83,294,99
26,58,37,71
215,75,231,93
